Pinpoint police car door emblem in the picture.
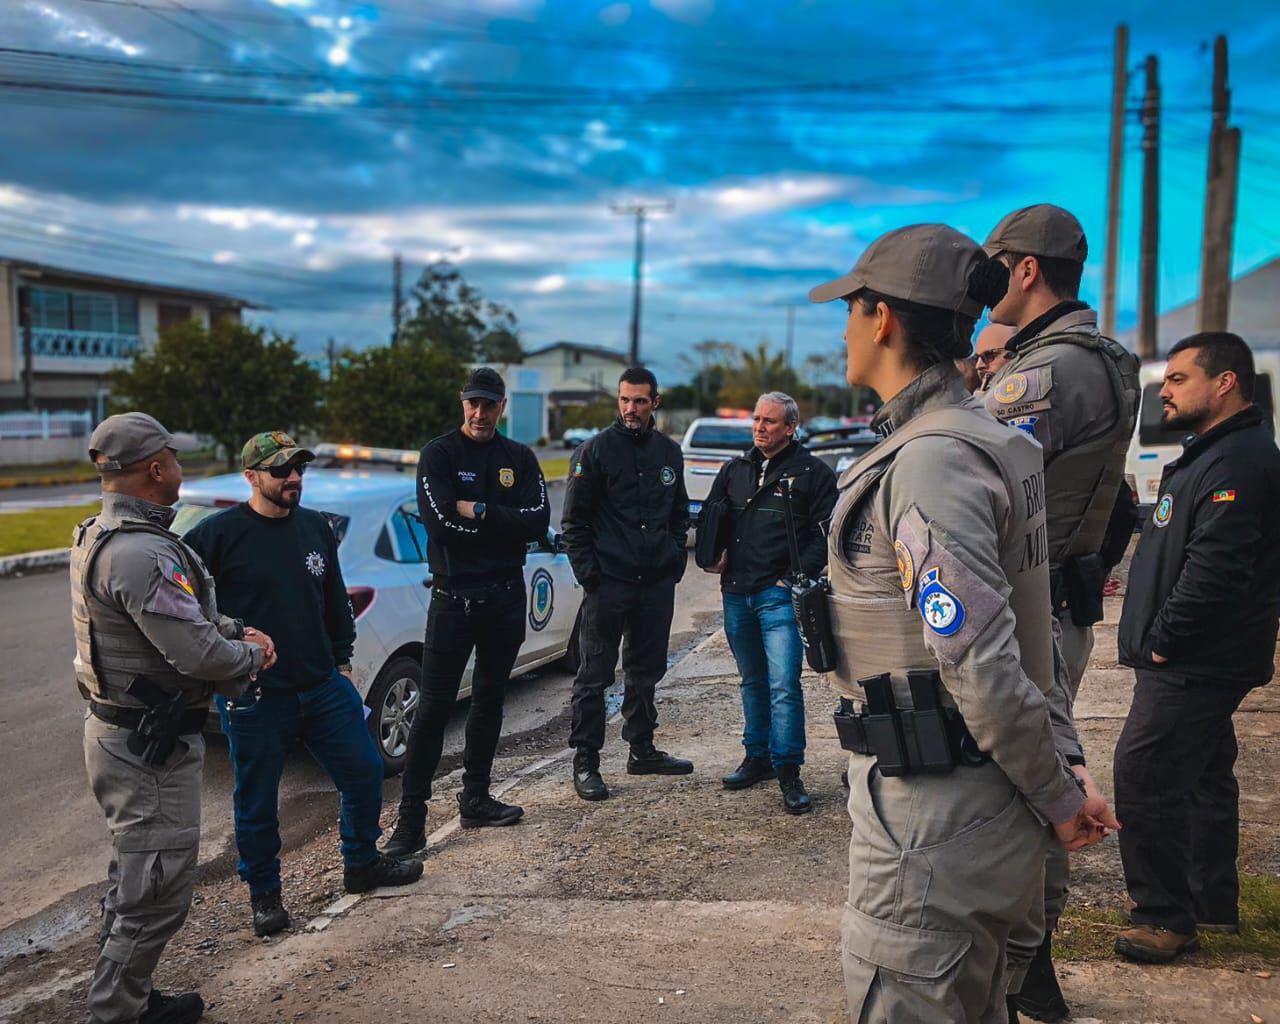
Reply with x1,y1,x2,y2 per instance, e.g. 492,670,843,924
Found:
894,539,914,593
499,467,515,487
918,567,965,636
1153,493,1174,528
995,373,1029,405
661,466,675,485
305,551,326,577
528,568,554,630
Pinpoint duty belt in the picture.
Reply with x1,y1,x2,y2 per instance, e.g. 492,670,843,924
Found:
89,700,207,735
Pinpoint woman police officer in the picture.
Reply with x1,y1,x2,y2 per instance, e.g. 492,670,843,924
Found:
808,224,1117,1023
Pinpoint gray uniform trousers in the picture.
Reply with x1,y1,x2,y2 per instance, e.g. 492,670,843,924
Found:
84,712,204,1024
844,755,1050,1024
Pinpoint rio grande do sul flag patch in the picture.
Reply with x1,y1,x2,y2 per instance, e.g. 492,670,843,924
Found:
1212,489,1237,503
171,562,195,595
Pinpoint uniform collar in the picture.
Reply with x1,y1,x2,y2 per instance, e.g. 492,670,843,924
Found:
611,414,655,439
1176,405,1266,466
1009,300,1093,351
871,362,970,438
100,491,177,529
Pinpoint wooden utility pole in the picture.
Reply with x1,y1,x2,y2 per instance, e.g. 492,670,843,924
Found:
391,252,404,346
1198,35,1242,333
610,199,672,366
325,337,337,379
1137,54,1160,361
1101,24,1128,337
784,305,796,371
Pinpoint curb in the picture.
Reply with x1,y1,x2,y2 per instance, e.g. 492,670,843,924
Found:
0,548,70,576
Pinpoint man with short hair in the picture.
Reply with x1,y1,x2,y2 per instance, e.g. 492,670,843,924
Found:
562,366,693,801
184,431,422,938
704,392,837,813
981,203,1140,1020
73,412,274,1024
973,321,1017,387
382,367,549,856
1114,332,1280,963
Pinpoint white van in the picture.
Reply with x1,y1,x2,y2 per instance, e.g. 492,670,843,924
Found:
1125,352,1280,514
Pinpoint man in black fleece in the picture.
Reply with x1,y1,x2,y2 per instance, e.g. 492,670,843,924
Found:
383,368,549,857
1114,332,1280,964
185,431,421,940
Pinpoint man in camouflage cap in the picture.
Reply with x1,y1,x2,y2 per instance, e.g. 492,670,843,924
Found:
73,412,276,1024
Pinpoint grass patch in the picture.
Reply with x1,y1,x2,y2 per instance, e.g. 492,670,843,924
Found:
0,503,100,557
1057,874,1280,966
0,450,221,489
539,456,570,481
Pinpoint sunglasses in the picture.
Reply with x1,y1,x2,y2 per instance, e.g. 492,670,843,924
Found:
974,349,1007,364
257,462,308,479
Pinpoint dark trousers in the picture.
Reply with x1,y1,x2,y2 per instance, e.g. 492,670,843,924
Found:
399,579,526,810
1113,668,1249,934
216,670,384,895
569,575,677,752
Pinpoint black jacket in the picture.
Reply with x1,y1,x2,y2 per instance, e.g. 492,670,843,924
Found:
1118,405,1280,687
561,417,689,588
705,441,838,594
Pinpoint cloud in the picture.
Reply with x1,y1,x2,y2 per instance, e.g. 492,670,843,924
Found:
528,274,567,293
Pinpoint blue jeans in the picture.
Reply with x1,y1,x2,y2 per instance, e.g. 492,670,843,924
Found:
723,586,805,766
216,670,384,896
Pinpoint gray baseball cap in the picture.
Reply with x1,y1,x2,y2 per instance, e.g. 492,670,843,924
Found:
88,412,181,471
983,204,1088,263
809,223,987,318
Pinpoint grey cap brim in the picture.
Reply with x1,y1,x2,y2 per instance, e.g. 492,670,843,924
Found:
461,388,504,402
809,270,865,304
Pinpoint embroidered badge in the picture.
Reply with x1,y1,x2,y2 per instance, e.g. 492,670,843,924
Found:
499,467,515,488
170,562,195,596
1008,415,1038,437
1153,493,1174,528
994,373,1029,405
305,551,326,577
573,463,584,477
918,567,966,637
661,466,676,485
894,539,914,594
1212,489,1236,503
528,568,555,631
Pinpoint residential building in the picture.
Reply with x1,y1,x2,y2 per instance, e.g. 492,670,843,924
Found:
522,341,629,435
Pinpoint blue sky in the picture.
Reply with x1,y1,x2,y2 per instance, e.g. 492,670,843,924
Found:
1,0,1278,386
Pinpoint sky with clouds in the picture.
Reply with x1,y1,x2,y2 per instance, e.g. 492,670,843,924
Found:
2,0,1278,386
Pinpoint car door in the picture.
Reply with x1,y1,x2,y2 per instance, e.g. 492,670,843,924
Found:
518,534,578,667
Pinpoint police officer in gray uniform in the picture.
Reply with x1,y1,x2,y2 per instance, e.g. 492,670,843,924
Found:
980,204,1139,1020
73,413,274,1024
809,224,1117,1023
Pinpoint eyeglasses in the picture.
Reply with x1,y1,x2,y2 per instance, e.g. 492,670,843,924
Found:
257,462,308,479
974,349,1007,365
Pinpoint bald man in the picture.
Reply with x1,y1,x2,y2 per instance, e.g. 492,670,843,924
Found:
974,322,1017,388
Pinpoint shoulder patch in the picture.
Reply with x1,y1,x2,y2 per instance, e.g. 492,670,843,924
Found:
893,506,931,605
908,523,1006,665
993,372,1028,405
144,552,203,622
1212,489,1236,503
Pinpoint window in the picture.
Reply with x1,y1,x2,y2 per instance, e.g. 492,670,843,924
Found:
72,293,115,333
27,288,69,329
385,499,428,563
688,423,755,451
24,287,141,335
116,295,139,335
1138,375,1274,446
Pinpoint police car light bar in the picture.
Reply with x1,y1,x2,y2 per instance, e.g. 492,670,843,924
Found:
314,443,418,466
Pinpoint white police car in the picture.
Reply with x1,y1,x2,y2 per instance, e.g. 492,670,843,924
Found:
173,443,583,776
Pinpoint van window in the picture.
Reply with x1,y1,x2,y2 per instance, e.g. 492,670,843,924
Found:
1138,372,1274,446
687,423,754,451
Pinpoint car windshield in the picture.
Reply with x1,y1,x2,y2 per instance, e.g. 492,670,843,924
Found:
687,423,754,450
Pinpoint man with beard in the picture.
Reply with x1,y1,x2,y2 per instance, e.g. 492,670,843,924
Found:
1114,333,1280,963
185,431,421,939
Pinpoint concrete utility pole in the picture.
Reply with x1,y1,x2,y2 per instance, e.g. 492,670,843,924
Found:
1198,35,1242,333
610,200,672,366
784,305,796,372
1138,54,1161,362
20,285,35,411
1101,24,1129,337
391,252,403,346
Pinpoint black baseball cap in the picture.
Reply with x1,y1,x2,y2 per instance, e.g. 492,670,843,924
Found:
461,367,506,402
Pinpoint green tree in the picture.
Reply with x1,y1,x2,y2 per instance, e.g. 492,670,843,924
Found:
325,341,466,449
399,262,521,363
109,317,322,468
718,340,799,410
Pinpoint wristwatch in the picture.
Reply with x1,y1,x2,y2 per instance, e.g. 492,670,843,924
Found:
474,502,487,521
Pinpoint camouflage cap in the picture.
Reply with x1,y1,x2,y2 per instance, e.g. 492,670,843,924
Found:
983,204,1088,263
88,412,181,471
808,223,987,318
241,430,315,470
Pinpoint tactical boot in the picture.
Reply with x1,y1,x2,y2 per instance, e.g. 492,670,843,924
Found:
141,989,205,1024
250,890,290,938
344,852,424,894
778,765,813,815
382,806,428,859
573,747,609,801
722,756,775,790
1114,924,1199,964
1014,933,1068,1021
627,741,693,776
458,791,524,828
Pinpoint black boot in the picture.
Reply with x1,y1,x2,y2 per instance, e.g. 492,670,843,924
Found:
344,852,424,894
249,890,290,937
573,747,609,801
141,989,205,1024
777,765,813,815
722,756,776,790
382,805,427,858
457,791,524,828
627,740,693,776
1014,933,1069,1022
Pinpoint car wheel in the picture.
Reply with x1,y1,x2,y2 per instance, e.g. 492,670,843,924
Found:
558,609,583,674
365,655,420,777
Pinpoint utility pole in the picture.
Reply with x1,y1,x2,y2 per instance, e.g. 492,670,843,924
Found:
1199,35,1242,333
325,337,337,379
1101,24,1128,337
391,252,403,346
784,305,796,372
610,199,672,366
1137,54,1160,362
20,285,34,411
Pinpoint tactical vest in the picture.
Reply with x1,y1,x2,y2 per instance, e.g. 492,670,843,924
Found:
826,406,1055,709
1002,330,1139,563
70,514,216,707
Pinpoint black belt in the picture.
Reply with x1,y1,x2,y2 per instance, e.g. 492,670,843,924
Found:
433,573,522,600
89,700,207,735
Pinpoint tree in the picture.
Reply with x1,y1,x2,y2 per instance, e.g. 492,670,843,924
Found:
325,341,466,449
110,317,322,468
399,262,522,363
717,340,799,410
